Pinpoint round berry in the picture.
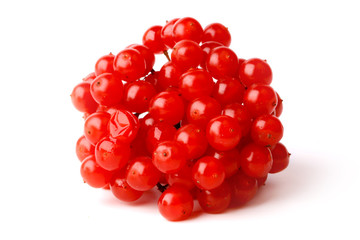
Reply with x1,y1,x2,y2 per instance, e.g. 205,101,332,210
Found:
76,135,95,162
269,142,290,173
84,112,111,146
161,18,179,48
239,143,273,178
212,77,245,106
172,17,203,43
95,53,115,76
192,156,225,190
110,169,143,202
157,61,183,91
71,82,98,113
206,46,238,79
142,25,167,54
228,170,258,205
202,23,231,47
200,41,223,69
123,80,157,113
90,73,123,107
113,48,146,82
251,115,284,147
243,84,277,118
127,44,155,74
171,40,203,71
80,155,112,188
222,103,253,137
186,96,222,127
152,141,188,174
179,68,214,101
239,58,272,87
197,180,231,213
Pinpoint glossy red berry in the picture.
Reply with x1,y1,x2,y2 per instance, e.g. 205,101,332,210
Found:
95,53,115,76
71,82,98,113
202,23,231,47
161,18,179,48
251,115,284,147
200,41,223,69
269,142,290,173
158,185,194,221
126,156,161,191
206,46,238,79
212,77,245,106
171,40,203,71
153,141,188,173
229,170,258,205
239,143,273,178
179,68,214,101
186,96,222,127
76,135,95,162
108,109,140,143
80,155,113,188
110,169,143,202
172,17,203,43
113,48,146,82
90,73,123,106
243,84,278,117
174,124,208,160
197,180,231,213
207,147,241,178
222,103,253,137
83,72,96,82
95,137,131,171
127,44,155,74
145,123,177,154
239,58,272,87
84,112,111,145
206,115,242,151
149,91,185,125
157,61,183,91
166,161,195,190
192,156,225,190
123,80,157,113
142,25,167,54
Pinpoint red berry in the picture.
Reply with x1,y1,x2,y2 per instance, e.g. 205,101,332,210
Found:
110,169,143,202
206,115,242,151
161,18,179,48
206,46,238,79
157,61,183,91
243,84,278,117
145,123,177,154
95,53,115,76
171,40,203,71
153,140,188,174
113,48,146,82
95,137,131,171
127,44,155,74
207,147,241,178
108,109,140,143
274,92,283,117
222,103,253,137
80,155,113,188
229,170,258,205
202,23,231,47
158,185,194,221
71,82,98,113
84,112,111,145
179,68,214,101
90,73,123,106
142,25,167,54
76,135,95,162
166,161,195,190
192,156,225,190
238,58,272,87
149,91,185,125
269,142,290,173
212,77,245,106
239,143,273,178
197,180,231,213
83,72,96,82
126,156,161,191
172,17,203,43
123,80,157,113
251,115,284,147
200,41,223,69
186,96,222,127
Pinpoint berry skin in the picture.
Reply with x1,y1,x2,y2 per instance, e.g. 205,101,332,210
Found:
212,77,245,107
71,82,98,113
206,115,242,151
197,180,231,213
222,103,253,137
95,53,115,76
83,72,96,82
84,112,111,146
161,18,179,49
174,124,208,160
207,147,241,178
110,169,143,202
202,23,231,47
166,161,195,190
251,115,284,147
127,44,155,74
172,17,203,43
90,73,123,107
157,61,183,91
192,156,226,190
142,25,167,54
76,135,95,162
152,141,188,174
179,68,214,101
269,142,290,173
95,137,131,171
206,46,238,79
113,48,146,82
108,109,140,143
126,156,161,191
243,84,278,118
145,123,177,154
80,155,113,188
238,58,272,87
171,40,203,71
239,143,273,178
186,96,222,127
149,91,185,125
228,170,258,205
158,185,194,221
200,41,223,69
123,80,157,113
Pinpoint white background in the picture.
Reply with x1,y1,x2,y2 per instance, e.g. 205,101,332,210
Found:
1,0,359,239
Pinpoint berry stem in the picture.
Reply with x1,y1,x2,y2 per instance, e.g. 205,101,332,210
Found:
163,50,171,62
156,182,169,193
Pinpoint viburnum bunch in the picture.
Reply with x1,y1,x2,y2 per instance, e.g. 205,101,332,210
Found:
71,17,290,221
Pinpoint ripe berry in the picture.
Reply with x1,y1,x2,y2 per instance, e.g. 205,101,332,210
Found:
239,143,273,178
212,77,245,106
222,103,253,137
243,84,278,117
80,155,113,188
76,135,95,162
123,80,157,113
110,170,143,202
229,170,258,205
269,142,290,173
171,40,203,71
179,68,214,101
161,18,179,48
152,141,188,174
172,17,203,43
95,53,115,76
186,96,222,127
71,82,98,113
207,147,241,178
158,185,194,221
84,112,111,145
251,115,284,147
206,46,238,79
90,73,123,106
142,25,167,54
202,23,231,47
113,48,146,82
145,123,177,154
238,58,272,87
127,44,155,74
200,41,223,69
157,61,183,91
166,161,195,190
197,180,231,213
192,156,226,190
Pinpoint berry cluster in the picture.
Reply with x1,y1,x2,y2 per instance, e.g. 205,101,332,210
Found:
71,17,290,221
